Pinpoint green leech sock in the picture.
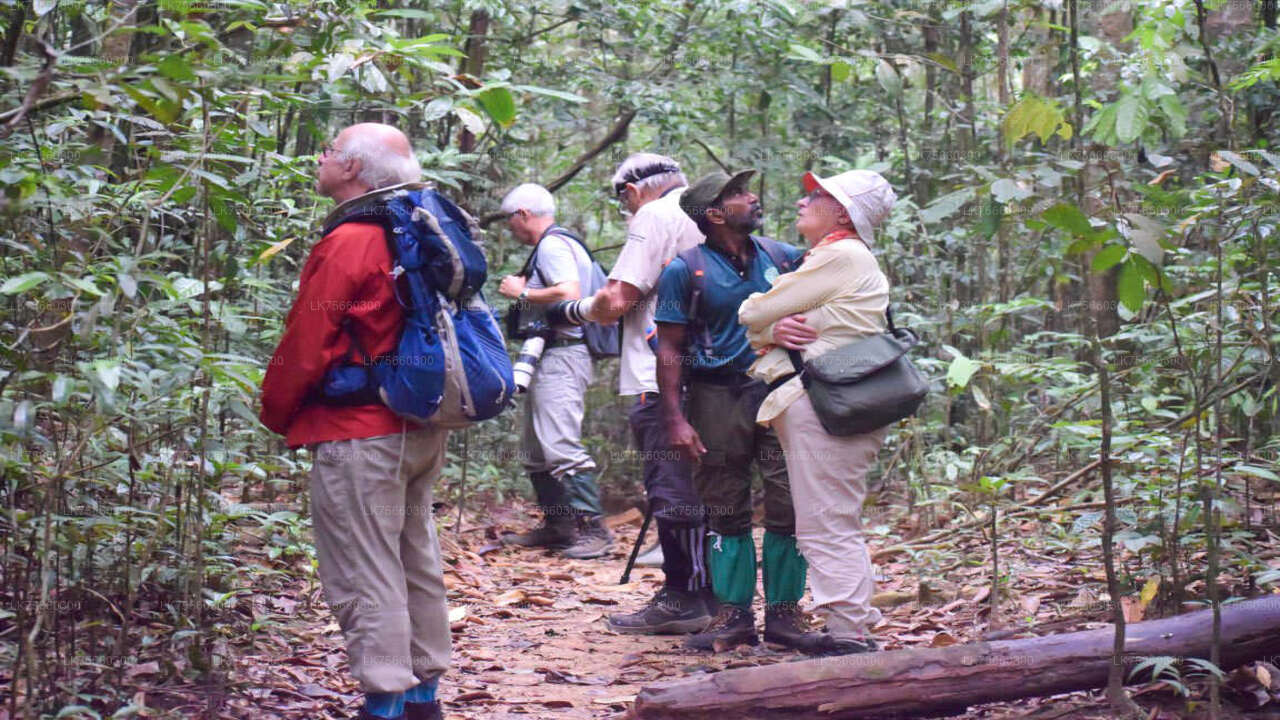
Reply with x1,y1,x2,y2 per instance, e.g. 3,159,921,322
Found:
708,532,757,608
763,530,807,606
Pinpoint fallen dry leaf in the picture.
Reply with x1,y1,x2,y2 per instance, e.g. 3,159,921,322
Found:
494,589,528,607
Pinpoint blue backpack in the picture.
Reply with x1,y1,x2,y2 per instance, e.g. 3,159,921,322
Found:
318,183,514,427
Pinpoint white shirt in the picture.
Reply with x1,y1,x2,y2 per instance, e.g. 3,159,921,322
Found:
607,188,704,396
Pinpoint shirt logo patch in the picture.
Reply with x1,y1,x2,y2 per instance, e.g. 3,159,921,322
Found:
763,266,779,284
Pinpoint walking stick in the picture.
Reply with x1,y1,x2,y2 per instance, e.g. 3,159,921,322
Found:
619,506,654,585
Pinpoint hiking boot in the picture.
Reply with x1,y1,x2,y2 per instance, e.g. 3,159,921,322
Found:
405,700,442,720
561,516,614,560
684,604,758,651
607,586,711,635
803,628,880,656
500,507,576,549
763,604,827,652
698,586,720,617
634,541,664,567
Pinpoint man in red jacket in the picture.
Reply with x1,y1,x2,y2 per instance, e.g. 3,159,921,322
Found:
261,123,447,720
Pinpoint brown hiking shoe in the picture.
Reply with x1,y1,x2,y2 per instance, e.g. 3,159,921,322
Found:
684,604,757,651
763,604,828,652
561,517,614,559
606,586,711,635
500,508,576,549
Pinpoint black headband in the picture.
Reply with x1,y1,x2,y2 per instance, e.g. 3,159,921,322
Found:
613,161,681,195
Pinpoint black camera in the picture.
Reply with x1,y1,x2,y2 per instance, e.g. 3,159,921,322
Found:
505,299,552,341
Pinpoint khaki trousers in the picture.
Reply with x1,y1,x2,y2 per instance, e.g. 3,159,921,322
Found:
310,427,452,692
771,394,887,635
520,344,596,479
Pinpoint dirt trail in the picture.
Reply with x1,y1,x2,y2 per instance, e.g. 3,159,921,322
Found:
222,499,1255,719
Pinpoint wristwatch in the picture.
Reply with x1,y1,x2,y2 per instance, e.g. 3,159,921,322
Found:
518,288,530,302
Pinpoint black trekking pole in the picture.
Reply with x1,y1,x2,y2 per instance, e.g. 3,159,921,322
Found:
619,506,654,584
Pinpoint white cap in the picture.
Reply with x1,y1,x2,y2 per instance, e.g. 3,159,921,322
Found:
802,169,897,243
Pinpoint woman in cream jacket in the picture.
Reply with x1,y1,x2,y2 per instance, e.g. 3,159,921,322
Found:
737,169,896,655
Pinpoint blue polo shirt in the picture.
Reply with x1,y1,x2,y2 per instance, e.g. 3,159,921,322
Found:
655,236,803,374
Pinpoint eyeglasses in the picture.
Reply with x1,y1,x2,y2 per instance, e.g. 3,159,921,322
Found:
610,187,633,217
320,142,343,160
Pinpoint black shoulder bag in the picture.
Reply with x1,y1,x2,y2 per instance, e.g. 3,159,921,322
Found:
781,306,928,436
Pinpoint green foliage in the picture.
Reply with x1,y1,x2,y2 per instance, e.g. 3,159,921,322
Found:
1,0,1278,715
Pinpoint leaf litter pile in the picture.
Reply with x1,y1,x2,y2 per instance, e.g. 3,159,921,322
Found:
155,489,1280,719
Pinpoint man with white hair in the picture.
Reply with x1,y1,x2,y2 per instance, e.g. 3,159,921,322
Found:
261,123,447,720
547,153,714,635
495,182,613,560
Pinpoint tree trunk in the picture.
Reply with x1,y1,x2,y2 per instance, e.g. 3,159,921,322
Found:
458,9,490,154
632,596,1280,719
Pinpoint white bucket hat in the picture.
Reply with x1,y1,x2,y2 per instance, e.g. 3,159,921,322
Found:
802,169,897,243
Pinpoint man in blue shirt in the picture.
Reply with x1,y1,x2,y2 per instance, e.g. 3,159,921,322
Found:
655,170,817,652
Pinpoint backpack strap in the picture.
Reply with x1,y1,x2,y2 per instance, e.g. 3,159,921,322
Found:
753,235,797,273
520,224,590,287
675,245,714,355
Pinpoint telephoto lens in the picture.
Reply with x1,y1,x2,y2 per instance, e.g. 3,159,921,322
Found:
546,296,595,327
512,335,546,393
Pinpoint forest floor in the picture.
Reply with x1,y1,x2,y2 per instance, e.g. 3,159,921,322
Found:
105,489,1280,720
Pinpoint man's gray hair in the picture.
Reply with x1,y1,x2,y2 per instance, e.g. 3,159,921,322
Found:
611,153,687,195
338,133,422,189
500,183,556,217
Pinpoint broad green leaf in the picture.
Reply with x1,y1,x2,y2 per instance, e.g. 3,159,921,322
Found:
990,178,1030,204
830,60,851,83
1091,244,1127,273
1083,102,1119,144
454,106,486,136
1157,94,1187,137
1,271,51,294
1121,213,1166,264
512,85,587,103
157,55,196,82
875,59,901,97
971,384,991,411
421,97,453,121
1235,465,1280,482
1001,94,1072,148
925,52,959,74
62,276,104,297
1117,258,1145,313
920,187,975,224
375,8,435,19
787,43,826,64
946,354,981,389
475,87,517,127
1114,94,1149,144
1041,203,1092,237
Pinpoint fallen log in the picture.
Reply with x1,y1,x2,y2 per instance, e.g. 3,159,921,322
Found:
632,595,1280,719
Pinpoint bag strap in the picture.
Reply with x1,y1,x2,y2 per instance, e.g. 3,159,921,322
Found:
522,225,591,286
753,235,797,273
676,245,715,354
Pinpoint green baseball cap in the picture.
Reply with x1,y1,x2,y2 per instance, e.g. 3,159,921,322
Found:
678,169,757,223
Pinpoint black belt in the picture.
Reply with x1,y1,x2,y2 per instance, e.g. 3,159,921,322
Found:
545,338,585,349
